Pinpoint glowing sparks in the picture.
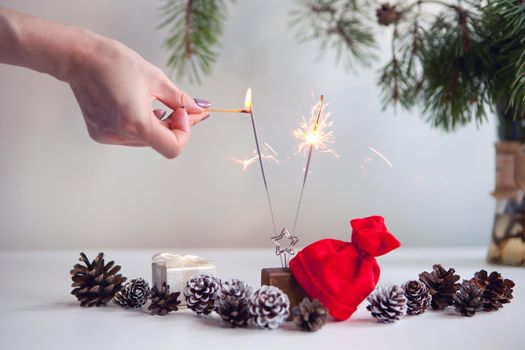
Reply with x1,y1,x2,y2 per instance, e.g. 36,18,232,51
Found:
229,155,259,171
293,99,338,158
263,142,278,156
230,143,279,171
291,94,338,234
368,147,393,167
244,88,252,112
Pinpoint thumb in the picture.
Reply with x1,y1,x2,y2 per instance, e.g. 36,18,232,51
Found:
145,107,191,159
157,75,203,115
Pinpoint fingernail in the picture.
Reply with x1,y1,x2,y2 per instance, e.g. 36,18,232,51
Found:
154,109,169,121
202,113,211,121
194,98,211,109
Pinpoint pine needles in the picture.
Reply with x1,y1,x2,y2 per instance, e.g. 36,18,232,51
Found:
289,0,525,133
159,0,231,84
158,0,525,135
289,0,377,70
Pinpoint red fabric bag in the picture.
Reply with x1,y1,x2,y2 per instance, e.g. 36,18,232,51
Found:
289,216,401,320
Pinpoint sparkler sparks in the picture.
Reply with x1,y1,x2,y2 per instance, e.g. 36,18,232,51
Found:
368,147,393,168
229,143,280,171
229,155,259,171
291,95,338,234
293,98,339,158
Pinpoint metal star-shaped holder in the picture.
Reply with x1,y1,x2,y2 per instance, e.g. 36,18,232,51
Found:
271,228,299,268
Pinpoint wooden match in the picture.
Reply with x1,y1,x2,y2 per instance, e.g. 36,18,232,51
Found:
206,108,250,114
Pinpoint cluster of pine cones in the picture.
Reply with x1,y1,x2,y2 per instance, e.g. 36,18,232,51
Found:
184,274,327,331
71,253,515,329
367,264,515,323
70,252,327,331
70,252,181,315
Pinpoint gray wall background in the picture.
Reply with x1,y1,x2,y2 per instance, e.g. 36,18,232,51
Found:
0,0,495,250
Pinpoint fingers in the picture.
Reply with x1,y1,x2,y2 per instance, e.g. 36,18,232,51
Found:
156,73,203,115
152,69,210,126
155,107,209,127
144,107,190,159
189,110,210,126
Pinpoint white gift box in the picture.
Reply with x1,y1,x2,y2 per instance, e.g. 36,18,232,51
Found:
151,253,216,306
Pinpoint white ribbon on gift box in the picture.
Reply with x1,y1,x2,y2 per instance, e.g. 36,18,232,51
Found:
151,253,216,305
152,253,212,268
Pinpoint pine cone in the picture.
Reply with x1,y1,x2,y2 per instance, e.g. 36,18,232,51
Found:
419,264,460,310
402,280,430,315
470,270,515,311
376,3,401,26
70,252,126,307
249,285,290,329
114,278,150,308
184,274,221,315
215,279,253,327
148,282,181,316
367,285,406,323
292,298,328,332
453,281,483,317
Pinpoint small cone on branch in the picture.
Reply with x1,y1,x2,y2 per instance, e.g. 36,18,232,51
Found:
114,278,151,308
148,282,181,316
215,279,253,327
292,297,328,332
376,3,401,26
470,270,515,311
184,274,221,315
402,280,430,315
70,252,127,307
366,285,406,323
419,264,460,310
453,281,483,317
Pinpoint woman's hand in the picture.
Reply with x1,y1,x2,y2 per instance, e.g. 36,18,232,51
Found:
0,7,209,159
66,34,209,158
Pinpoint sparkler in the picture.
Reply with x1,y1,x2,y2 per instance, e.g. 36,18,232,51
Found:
215,90,277,237
244,88,278,236
291,95,337,234
294,98,338,158
220,91,338,268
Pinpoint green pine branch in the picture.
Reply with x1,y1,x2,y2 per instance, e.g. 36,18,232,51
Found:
157,0,525,134
289,0,377,70
289,0,525,132
159,0,231,84
496,1,525,118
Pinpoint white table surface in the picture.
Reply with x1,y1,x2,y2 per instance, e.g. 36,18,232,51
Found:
0,248,523,350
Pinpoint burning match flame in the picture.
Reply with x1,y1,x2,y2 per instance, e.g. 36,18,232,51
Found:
244,88,253,112
293,98,339,158
205,88,252,114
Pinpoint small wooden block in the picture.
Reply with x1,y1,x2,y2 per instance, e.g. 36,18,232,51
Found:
261,267,308,319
